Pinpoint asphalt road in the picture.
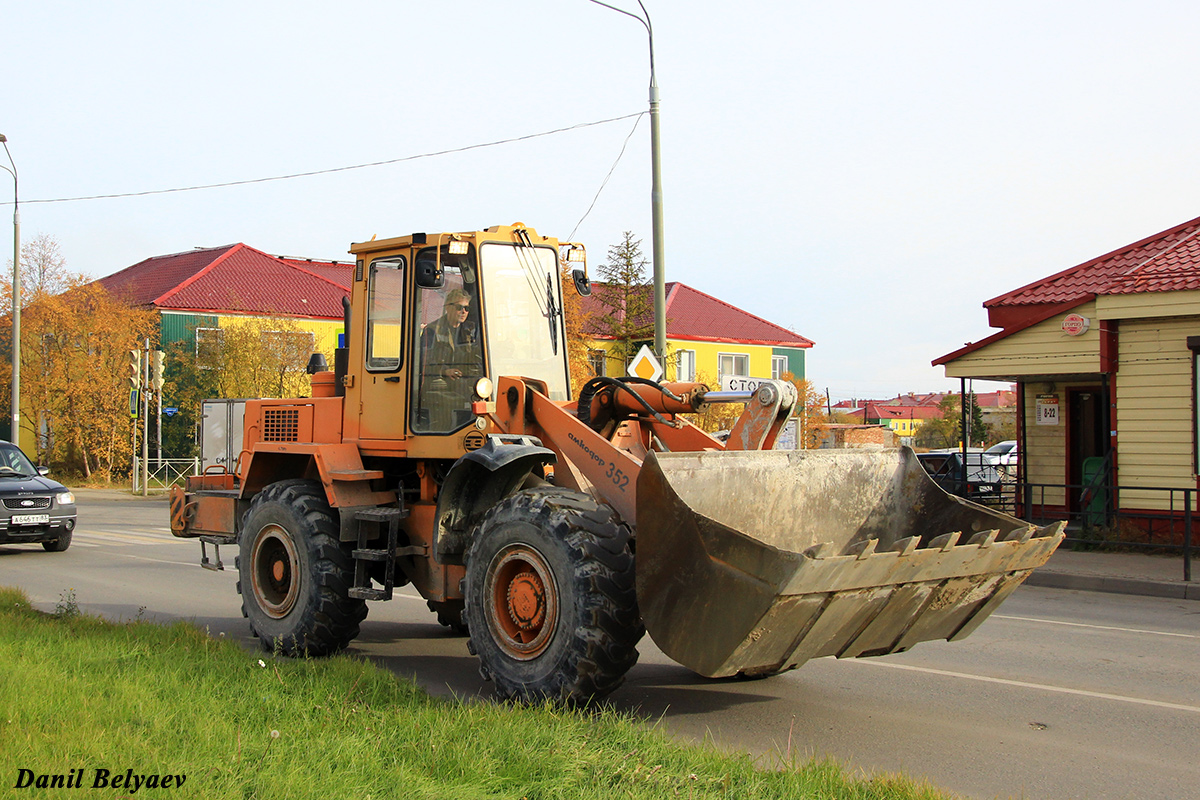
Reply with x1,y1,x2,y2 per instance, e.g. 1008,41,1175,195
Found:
1,491,1197,800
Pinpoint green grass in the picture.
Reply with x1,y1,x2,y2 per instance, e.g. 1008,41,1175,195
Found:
0,587,955,799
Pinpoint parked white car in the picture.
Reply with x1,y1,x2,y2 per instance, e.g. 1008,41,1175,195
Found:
984,440,1019,467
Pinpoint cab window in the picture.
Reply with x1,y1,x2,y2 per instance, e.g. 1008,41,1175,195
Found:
365,256,405,371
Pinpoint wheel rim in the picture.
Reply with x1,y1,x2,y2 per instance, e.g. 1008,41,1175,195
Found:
485,543,558,660
249,523,301,619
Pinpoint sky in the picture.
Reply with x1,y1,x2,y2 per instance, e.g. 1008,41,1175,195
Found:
3,1,1200,403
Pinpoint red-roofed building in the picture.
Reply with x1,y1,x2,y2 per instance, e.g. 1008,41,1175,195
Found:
834,389,1016,445
841,403,945,443
934,213,1200,518
97,243,353,356
582,281,813,385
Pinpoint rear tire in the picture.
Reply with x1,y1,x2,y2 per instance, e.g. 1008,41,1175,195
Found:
237,480,366,656
427,599,468,634
464,488,642,704
42,531,72,552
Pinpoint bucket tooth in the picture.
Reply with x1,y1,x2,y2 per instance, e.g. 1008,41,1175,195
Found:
928,531,962,551
804,541,835,559
849,538,879,559
1002,526,1034,544
967,530,999,548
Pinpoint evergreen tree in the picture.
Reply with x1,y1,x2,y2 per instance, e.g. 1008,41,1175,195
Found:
592,231,654,371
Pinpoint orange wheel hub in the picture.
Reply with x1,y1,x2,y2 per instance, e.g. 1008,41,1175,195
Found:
486,544,558,660
250,523,301,619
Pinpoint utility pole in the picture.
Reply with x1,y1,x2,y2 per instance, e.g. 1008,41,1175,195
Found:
587,1,667,361
1,135,19,445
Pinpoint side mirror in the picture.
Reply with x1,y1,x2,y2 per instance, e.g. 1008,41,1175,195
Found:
572,268,591,297
37,466,49,477
415,254,444,288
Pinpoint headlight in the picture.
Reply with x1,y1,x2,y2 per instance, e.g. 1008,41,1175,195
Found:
473,377,494,400
56,491,74,506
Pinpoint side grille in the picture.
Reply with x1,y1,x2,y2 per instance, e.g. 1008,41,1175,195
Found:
4,497,52,510
262,408,301,442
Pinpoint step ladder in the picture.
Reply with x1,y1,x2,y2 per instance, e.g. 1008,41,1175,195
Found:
349,505,410,601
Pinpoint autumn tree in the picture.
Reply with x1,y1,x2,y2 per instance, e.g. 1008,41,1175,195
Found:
914,393,987,449
162,315,318,457
590,232,654,372
0,234,159,476
784,373,829,449
0,283,158,476
914,396,958,449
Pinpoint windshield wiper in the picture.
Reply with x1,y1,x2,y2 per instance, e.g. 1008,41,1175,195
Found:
545,272,559,355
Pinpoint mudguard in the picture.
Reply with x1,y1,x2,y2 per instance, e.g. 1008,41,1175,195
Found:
434,437,557,563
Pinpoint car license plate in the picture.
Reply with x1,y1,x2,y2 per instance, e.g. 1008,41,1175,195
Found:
11,514,50,525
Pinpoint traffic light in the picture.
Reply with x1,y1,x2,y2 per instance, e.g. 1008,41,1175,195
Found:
127,350,141,390
150,350,165,392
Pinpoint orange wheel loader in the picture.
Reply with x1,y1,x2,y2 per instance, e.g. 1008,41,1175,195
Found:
170,223,1063,704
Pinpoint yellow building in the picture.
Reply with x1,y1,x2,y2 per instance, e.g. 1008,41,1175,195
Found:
583,281,813,386
935,214,1200,524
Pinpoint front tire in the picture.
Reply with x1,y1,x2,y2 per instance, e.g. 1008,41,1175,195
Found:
42,530,72,552
464,488,642,704
237,480,366,656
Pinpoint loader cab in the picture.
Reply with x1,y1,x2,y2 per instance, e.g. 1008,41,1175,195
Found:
350,226,572,450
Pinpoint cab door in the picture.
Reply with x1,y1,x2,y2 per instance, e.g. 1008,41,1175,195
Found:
356,253,410,442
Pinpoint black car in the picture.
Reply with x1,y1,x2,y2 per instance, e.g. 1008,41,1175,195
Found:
916,451,1004,501
0,441,77,551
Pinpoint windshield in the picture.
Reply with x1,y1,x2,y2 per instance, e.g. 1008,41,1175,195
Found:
479,242,569,402
0,444,37,478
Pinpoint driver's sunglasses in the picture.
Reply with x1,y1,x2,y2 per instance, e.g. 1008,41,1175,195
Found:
452,304,470,311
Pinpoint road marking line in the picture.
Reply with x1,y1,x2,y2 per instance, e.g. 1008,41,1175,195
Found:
91,550,215,568
993,614,1199,640
849,659,1200,714
75,531,179,546
84,527,174,536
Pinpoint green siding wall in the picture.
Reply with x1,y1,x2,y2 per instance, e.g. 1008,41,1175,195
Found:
160,313,218,349
772,347,806,380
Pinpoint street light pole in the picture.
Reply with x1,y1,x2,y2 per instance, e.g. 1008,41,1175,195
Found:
587,1,667,362
0,135,19,446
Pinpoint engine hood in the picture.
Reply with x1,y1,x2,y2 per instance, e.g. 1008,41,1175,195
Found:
0,475,67,494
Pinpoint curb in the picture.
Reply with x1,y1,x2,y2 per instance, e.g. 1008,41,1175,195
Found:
1025,571,1200,601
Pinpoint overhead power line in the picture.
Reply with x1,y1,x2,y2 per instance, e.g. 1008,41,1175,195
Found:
6,112,644,206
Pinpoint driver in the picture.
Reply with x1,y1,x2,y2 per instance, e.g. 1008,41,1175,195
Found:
420,288,482,388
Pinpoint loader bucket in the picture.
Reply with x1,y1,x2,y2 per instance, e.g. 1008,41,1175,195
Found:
635,447,1063,678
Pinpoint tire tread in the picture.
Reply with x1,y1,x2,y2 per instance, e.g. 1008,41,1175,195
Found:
465,488,642,704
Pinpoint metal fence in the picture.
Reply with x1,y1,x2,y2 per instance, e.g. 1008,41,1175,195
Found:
131,457,200,493
927,453,1194,582
1016,481,1194,583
